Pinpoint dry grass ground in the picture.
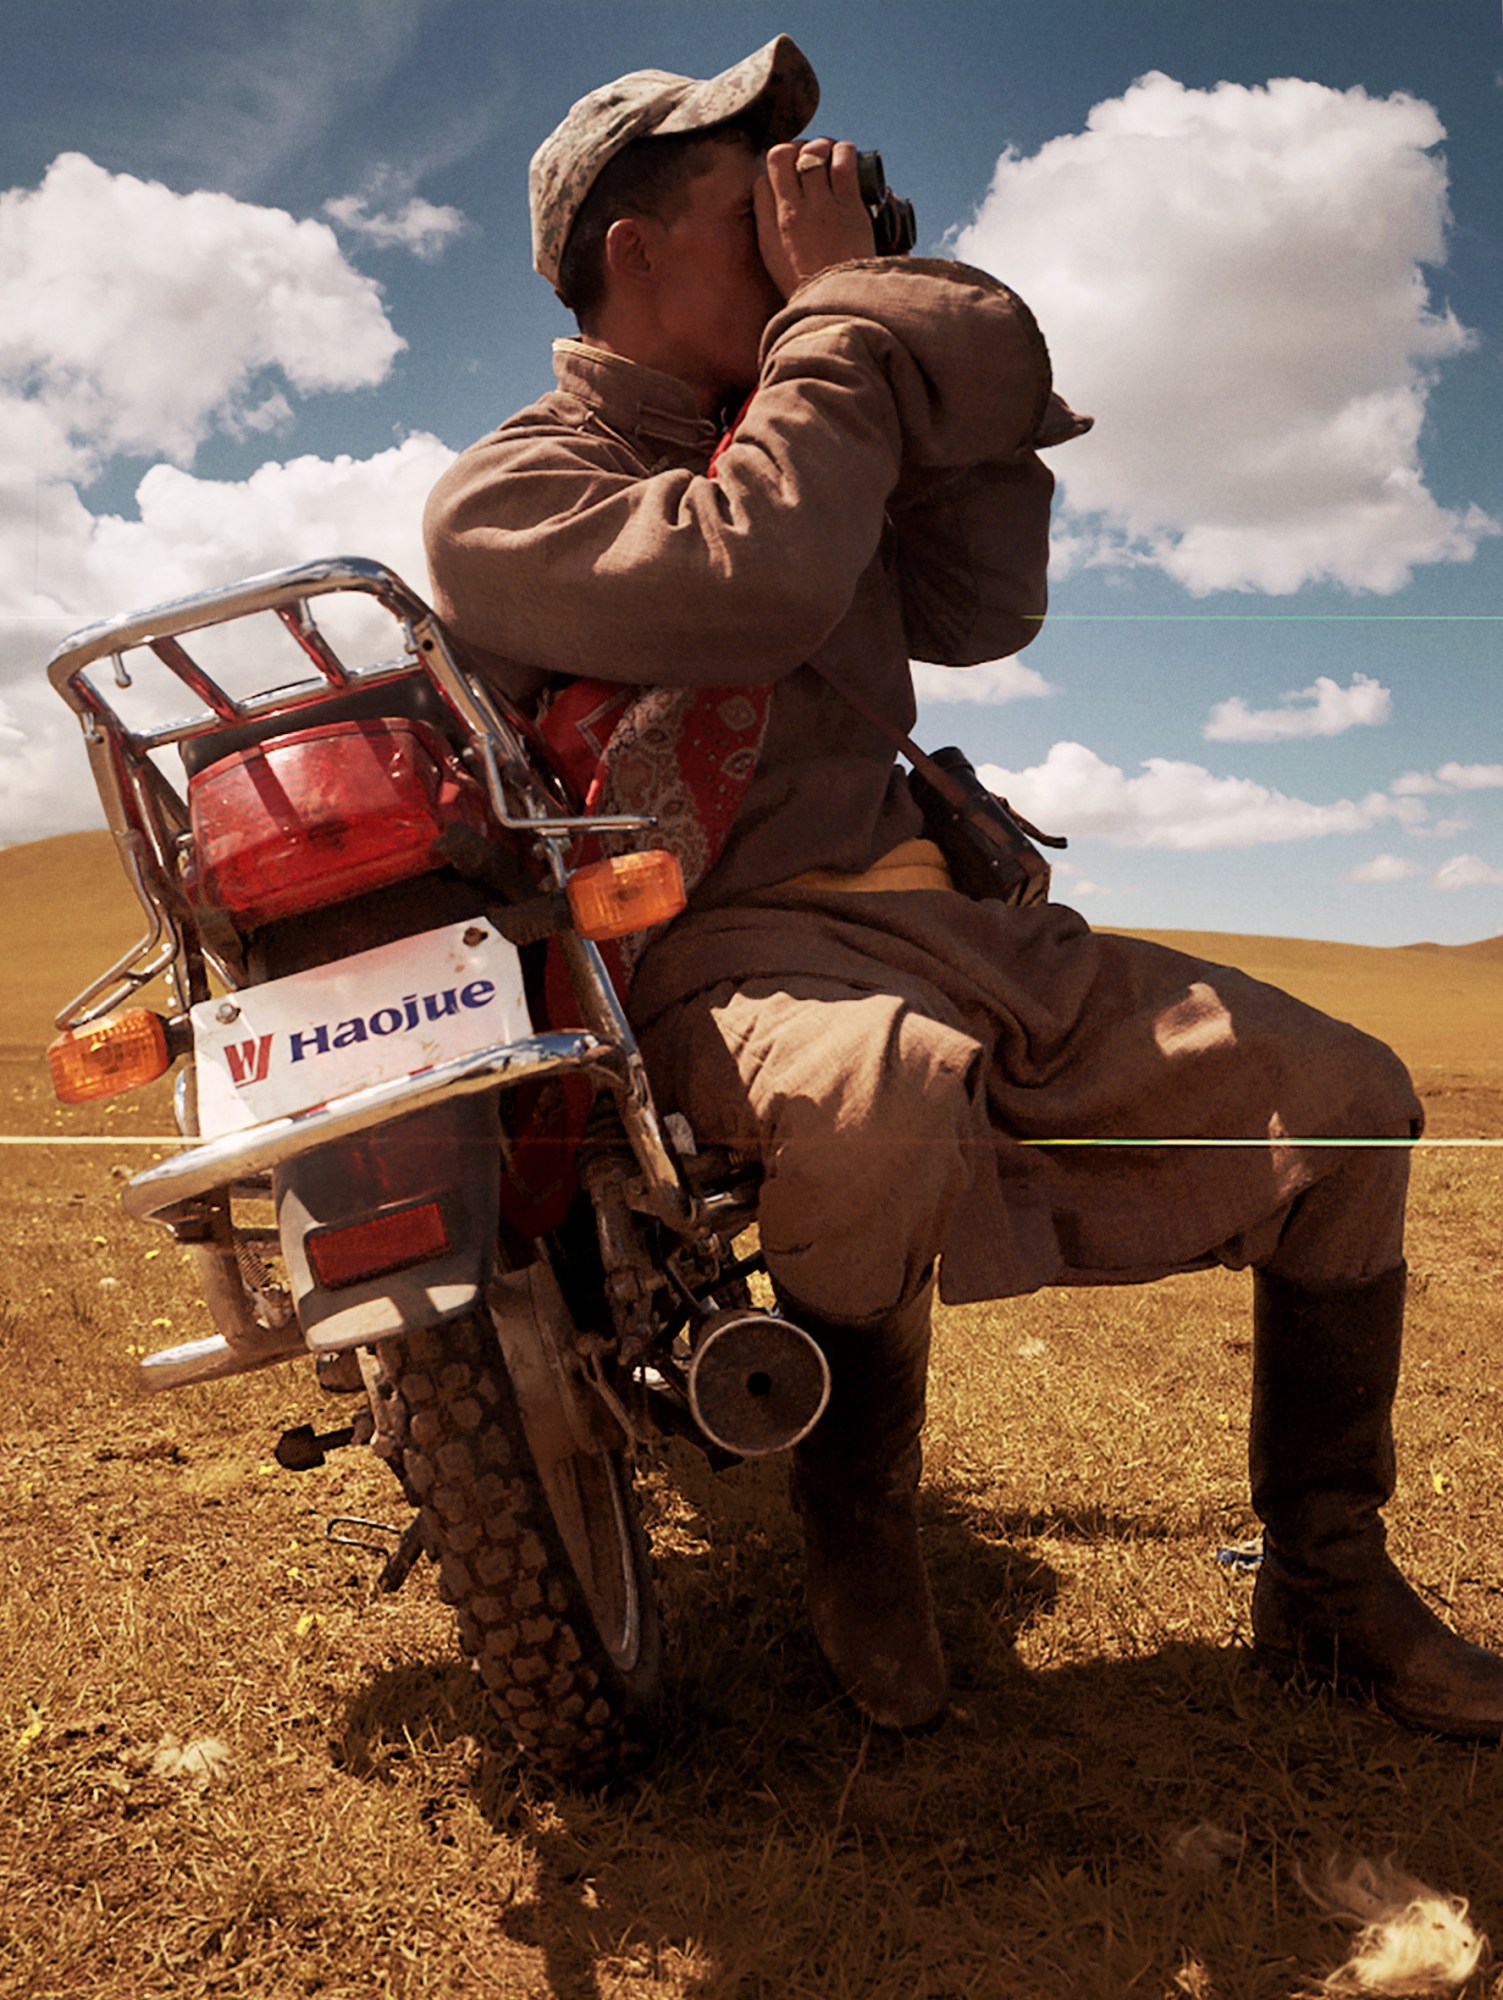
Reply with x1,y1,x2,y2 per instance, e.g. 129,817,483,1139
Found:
2,834,1501,1999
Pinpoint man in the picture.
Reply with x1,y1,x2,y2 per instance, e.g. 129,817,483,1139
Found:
425,35,1503,1738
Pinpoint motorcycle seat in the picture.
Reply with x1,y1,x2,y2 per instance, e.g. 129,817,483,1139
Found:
179,671,459,780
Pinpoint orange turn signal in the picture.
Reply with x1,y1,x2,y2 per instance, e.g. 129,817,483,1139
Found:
566,850,687,941
48,1011,170,1104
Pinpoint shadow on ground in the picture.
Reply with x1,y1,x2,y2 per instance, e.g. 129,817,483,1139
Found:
325,1457,1503,2000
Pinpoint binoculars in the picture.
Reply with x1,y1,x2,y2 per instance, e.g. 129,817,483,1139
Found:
855,150,917,256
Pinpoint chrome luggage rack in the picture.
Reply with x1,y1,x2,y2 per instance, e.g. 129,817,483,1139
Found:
46,556,701,1387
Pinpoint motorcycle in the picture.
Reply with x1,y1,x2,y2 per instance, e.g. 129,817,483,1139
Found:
45,555,833,1780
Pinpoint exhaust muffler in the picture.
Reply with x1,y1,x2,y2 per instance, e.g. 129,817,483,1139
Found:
686,1309,831,1458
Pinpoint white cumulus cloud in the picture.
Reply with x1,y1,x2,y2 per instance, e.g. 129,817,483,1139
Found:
979,740,1428,850
952,73,1498,595
1434,854,1503,890
1435,761,1503,791
1205,672,1391,741
324,193,467,259
77,435,453,615
0,153,404,471
1050,856,1114,898
0,690,96,844
911,656,1053,705
1390,769,1445,795
1390,762,1503,798
1346,854,1423,883
0,155,447,845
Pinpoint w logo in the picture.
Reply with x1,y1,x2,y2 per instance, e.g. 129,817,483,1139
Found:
224,1035,274,1088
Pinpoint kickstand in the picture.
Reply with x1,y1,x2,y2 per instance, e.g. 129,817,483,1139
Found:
325,1512,427,1592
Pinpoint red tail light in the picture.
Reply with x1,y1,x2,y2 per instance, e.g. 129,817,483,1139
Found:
186,718,495,927
305,1199,451,1289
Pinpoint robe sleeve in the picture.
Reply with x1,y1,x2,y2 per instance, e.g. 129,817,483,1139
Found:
423,258,1065,688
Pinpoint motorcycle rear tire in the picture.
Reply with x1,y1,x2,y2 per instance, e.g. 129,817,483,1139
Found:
368,1310,661,1781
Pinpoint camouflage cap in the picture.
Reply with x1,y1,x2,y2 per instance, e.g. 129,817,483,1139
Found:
530,33,819,290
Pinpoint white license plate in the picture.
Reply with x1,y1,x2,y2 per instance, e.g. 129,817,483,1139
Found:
191,919,532,1138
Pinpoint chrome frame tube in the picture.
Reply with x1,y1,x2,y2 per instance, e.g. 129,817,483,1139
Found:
46,557,433,704
59,829,180,1028
558,931,695,1229
136,1329,308,1393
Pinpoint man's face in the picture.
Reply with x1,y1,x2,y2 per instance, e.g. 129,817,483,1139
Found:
649,139,785,408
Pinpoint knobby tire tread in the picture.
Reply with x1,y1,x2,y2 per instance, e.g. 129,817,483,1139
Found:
368,1312,660,1782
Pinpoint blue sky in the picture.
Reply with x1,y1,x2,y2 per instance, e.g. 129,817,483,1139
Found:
3,0,1501,946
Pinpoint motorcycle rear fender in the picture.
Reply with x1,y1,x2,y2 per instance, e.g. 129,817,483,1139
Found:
275,1096,501,1352
250,872,508,1351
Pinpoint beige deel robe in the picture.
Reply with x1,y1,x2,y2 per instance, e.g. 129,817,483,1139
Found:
425,257,1418,1320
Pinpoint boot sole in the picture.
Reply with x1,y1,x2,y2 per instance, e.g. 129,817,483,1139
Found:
1253,1641,1503,1743
809,1632,950,1731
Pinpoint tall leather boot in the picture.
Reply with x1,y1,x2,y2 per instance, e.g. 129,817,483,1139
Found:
785,1276,948,1729
1250,1262,1503,1738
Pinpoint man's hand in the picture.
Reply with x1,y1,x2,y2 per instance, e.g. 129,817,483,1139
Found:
755,138,876,298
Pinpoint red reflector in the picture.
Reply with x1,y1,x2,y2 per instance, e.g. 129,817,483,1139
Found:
187,718,494,928
305,1200,451,1290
